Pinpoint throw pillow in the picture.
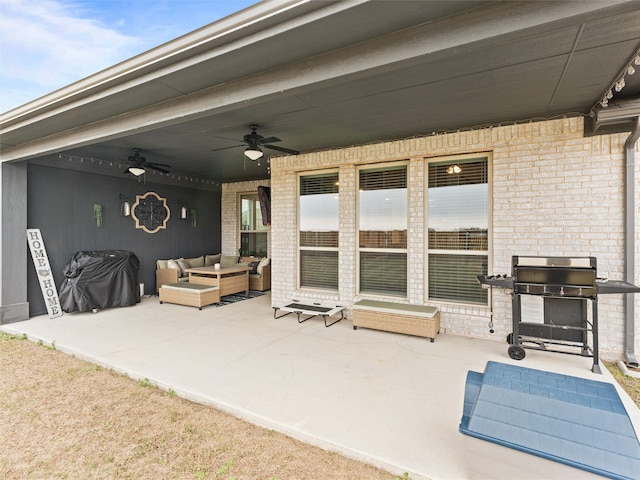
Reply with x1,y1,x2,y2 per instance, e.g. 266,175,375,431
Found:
205,254,221,266
167,259,182,273
176,258,191,276
220,255,238,268
249,261,260,274
257,257,270,275
187,255,205,268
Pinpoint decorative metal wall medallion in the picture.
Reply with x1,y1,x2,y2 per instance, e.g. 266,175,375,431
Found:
131,191,170,233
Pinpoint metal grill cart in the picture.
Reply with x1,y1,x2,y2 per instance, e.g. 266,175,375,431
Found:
478,255,640,374
510,256,602,372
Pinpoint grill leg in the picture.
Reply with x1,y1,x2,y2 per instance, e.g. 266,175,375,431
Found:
592,299,601,374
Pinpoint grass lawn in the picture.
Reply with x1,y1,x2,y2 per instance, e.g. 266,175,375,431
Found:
604,361,640,407
0,332,403,480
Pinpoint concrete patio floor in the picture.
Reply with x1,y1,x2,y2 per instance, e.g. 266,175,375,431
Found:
3,293,639,480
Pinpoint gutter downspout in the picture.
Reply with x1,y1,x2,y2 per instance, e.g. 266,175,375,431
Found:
624,116,640,368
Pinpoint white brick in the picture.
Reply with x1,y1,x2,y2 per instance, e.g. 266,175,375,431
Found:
223,117,639,360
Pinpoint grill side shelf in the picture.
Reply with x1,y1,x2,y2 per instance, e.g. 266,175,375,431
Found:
596,280,640,295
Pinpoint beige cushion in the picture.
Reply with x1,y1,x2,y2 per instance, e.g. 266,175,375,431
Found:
162,283,219,293
220,255,238,268
176,258,190,275
353,300,439,318
167,258,190,276
187,255,205,268
205,254,221,266
157,259,170,269
167,259,182,272
257,257,270,275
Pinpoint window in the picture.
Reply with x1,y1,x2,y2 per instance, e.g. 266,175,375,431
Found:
239,193,268,257
299,172,339,290
358,165,407,297
427,156,489,304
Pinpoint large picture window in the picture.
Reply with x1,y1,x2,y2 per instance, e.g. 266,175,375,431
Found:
299,172,339,290
427,156,489,304
358,164,408,297
239,193,268,257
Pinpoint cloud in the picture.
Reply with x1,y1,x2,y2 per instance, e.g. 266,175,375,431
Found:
0,0,258,114
0,0,141,112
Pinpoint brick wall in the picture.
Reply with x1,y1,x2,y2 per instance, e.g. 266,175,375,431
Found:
221,180,271,257
228,117,640,360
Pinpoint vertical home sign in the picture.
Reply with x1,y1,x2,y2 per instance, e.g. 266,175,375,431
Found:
27,229,62,318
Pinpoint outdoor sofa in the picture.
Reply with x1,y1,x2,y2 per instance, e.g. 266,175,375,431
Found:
156,254,271,292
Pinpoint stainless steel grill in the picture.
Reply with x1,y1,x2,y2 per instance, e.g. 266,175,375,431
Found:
513,256,597,298
478,255,640,373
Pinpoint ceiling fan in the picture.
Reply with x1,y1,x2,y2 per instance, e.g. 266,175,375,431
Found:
124,148,171,176
212,124,299,160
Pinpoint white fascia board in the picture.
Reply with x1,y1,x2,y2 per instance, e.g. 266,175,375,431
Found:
0,0,344,128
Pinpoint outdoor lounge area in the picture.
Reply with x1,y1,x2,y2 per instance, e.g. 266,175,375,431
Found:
2,293,638,480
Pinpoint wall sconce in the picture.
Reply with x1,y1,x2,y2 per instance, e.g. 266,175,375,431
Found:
120,194,131,217
190,208,197,227
177,199,189,219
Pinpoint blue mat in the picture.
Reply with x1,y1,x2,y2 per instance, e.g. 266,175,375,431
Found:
460,361,640,480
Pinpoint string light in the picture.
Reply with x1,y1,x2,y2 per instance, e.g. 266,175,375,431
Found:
598,48,640,109
56,153,220,187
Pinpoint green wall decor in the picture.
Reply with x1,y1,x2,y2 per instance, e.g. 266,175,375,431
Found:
93,203,103,227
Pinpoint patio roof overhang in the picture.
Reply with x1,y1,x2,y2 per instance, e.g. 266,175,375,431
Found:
1,0,640,184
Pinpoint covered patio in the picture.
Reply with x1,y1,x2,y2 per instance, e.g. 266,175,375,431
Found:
2,294,638,479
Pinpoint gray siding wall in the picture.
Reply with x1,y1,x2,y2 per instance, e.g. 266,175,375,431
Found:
27,165,221,316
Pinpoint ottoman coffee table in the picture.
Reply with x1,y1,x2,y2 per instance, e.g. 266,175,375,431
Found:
159,282,220,310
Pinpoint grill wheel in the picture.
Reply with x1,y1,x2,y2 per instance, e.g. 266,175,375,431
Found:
508,345,526,360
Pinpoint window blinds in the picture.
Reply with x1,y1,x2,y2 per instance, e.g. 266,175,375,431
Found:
427,157,489,303
300,250,339,290
358,165,408,297
299,172,339,290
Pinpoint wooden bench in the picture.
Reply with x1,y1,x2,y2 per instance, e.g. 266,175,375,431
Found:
159,283,220,310
352,300,440,342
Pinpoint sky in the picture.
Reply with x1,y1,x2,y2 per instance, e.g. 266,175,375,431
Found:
0,0,257,113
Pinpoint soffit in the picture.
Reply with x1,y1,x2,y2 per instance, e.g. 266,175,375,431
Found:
2,0,639,185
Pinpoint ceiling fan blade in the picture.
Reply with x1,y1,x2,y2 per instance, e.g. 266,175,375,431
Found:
264,144,299,155
147,162,172,168
211,144,244,152
258,136,280,144
146,164,171,174
212,135,243,142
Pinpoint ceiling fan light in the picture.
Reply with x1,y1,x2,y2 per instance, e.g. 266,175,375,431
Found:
244,147,263,160
128,166,146,176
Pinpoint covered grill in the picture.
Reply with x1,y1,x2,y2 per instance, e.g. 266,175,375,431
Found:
478,255,640,373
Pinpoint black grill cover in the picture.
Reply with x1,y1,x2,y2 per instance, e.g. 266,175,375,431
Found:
59,250,140,313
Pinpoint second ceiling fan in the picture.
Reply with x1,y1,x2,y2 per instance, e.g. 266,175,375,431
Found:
212,124,299,160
